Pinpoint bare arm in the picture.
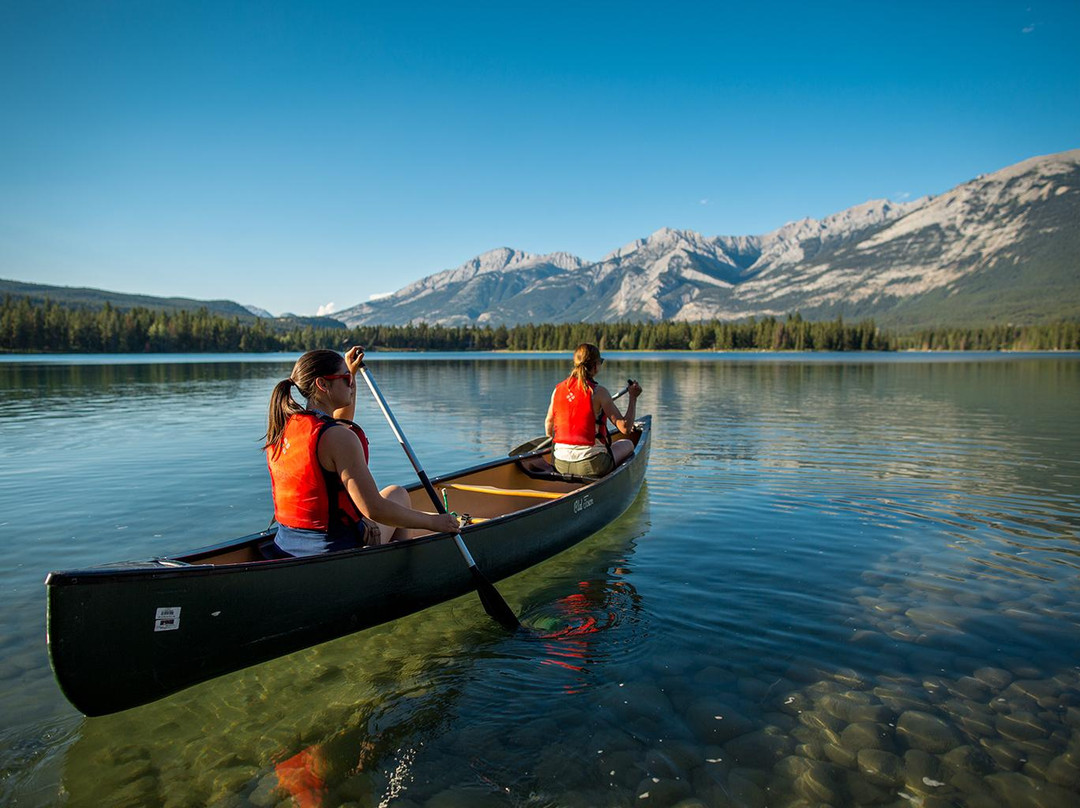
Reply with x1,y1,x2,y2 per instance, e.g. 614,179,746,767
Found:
318,425,459,533
331,345,365,422
594,381,642,436
544,390,556,438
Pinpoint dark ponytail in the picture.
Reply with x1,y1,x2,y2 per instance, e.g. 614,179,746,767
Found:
264,379,306,453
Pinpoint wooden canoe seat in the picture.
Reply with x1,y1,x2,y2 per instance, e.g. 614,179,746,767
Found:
437,482,568,519
442,483,564,500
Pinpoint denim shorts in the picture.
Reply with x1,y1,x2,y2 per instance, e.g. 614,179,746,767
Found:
273,519,370,557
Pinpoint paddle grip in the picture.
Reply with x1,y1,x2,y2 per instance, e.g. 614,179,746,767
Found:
612,379,636,401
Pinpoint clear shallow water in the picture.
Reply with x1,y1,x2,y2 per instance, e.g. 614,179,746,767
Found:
2,352,1079,807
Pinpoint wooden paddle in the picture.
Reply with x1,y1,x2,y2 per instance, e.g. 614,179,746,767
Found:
357,363,520,631
508,379,636,457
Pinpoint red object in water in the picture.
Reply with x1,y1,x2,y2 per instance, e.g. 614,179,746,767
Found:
275,747,328,808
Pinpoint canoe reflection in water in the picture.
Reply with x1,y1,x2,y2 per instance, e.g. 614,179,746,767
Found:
262,502,652,808
264,576,648,807
270,705,435,808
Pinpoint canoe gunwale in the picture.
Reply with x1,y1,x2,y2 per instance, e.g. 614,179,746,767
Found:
45,417,650,587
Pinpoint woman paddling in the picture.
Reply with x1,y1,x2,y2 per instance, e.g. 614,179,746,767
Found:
264,347,460,556
545,343,641,477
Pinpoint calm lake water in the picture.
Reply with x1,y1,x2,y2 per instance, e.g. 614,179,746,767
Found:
2,351,1079,807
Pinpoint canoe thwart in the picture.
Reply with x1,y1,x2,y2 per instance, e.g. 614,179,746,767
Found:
441,483,565,500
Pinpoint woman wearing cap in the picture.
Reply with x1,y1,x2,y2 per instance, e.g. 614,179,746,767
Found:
264,346,460,557
544,343,642,478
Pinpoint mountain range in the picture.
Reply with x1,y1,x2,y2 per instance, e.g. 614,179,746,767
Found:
335,149,1080,329
4,150,1077,330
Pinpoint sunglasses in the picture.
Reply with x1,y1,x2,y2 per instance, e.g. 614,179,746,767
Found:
323,373,354,387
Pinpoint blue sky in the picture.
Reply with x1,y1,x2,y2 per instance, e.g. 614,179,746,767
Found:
2,1,1078,317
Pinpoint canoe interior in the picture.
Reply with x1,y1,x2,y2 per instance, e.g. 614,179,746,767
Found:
172,426,643,567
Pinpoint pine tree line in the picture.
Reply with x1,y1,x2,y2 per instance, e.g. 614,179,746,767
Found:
2,296,1078,353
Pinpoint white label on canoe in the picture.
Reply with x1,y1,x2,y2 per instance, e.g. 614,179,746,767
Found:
154,606,181,632
573,494,594,514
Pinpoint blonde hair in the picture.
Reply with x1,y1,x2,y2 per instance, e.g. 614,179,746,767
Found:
569,343,601,392
264,349,344,452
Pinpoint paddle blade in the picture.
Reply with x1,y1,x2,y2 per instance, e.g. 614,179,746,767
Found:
508,435,552,456
469,565,520,631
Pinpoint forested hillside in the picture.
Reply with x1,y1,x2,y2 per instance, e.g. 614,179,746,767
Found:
3,297,1077,353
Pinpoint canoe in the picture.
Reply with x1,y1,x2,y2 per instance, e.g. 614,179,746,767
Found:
46,415,651,716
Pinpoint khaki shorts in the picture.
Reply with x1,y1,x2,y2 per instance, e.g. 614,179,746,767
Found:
554,451,614,478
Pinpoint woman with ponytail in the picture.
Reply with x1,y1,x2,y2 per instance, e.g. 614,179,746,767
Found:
264,346,460,557
544,343,642,477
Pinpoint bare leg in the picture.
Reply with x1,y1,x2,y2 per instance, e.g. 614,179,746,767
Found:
373,484,412,543
611,438,635,466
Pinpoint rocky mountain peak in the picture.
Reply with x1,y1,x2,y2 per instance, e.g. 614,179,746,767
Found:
392,247,586,298
602,227,733,264
333,149,1078,329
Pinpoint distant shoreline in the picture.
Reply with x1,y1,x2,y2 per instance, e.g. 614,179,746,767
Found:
4,347,1080,358
3,296,1077,353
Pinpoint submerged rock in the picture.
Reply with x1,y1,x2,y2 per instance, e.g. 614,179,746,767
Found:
986,771,1078,808
819,692,892,724
1046,749,1080,789
724,771,767,808
995,710,1050,743
643,743,695,781
832,668,871,690
941,744,995,777
947,676,992,702
683,698,755,745
941,698,996,738
844,771,895,805
634,775,693,806
775,690,812,717
873,682,929,714
856,748,902,787
248,772,283,807
797,709,844,736
793,759,845,804
981,739,1028,771
839,721,894,754
773,754,811,781
896,711,961,754
1022,753,1054,782
596,749,642,791
794,740,827,762
723,728,793,769
903,748,944,794
973,667,1014,692
823,741,858,770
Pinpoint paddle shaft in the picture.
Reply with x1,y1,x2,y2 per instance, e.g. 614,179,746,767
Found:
356,363,520,630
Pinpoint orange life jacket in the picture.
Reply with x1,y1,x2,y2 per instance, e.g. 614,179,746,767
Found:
552,377,602,446
267,412,369,531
